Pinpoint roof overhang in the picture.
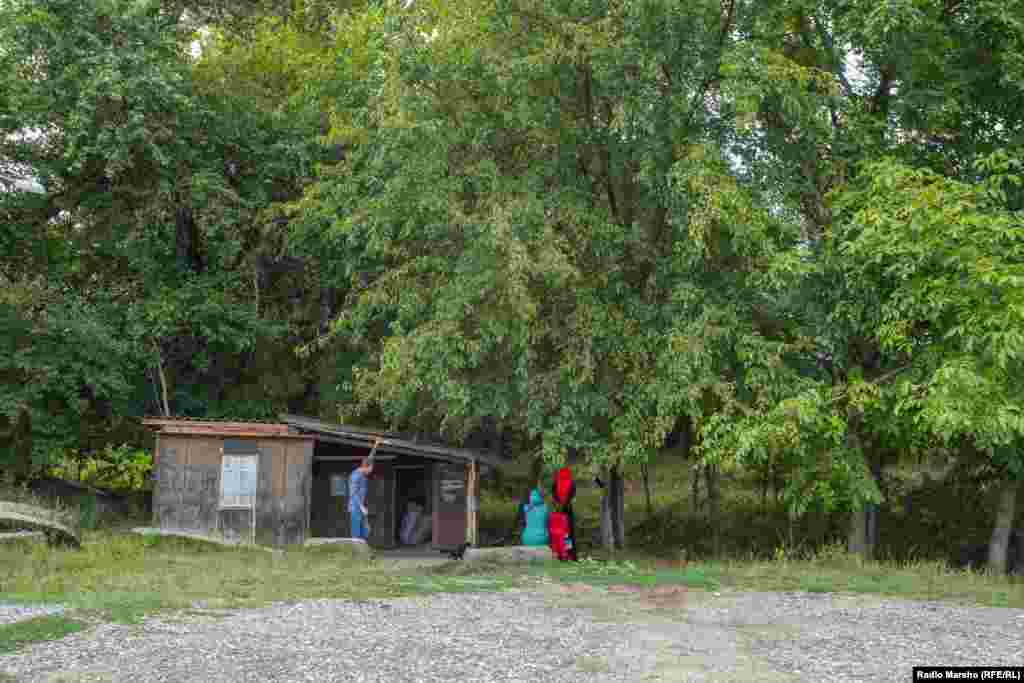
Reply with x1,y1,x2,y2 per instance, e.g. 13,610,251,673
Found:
279,414,505,468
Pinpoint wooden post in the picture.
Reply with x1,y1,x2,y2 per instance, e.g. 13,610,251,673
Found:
467,459,479,546
473,460,480,546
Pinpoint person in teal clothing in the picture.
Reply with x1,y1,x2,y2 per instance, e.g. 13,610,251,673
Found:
521,488,550,546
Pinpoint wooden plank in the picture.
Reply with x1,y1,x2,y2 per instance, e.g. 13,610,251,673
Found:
303,441,313,542
269,440,286,499
152,434,161,526
431,463,439,546
155,427,308,439
142,419,293,435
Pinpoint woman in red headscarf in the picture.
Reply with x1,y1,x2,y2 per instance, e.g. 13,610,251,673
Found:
549,467,578,561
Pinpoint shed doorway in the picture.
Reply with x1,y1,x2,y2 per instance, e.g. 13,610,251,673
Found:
309,455,397,548
395,466,432,547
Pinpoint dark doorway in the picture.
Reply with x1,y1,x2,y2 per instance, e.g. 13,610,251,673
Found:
395,466,431,545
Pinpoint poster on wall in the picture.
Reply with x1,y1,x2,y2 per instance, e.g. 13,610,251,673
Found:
439,465,465,505
330,473,348,497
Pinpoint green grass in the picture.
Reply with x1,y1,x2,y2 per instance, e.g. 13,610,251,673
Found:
0,614,85,654
0,530,419,622
480,457,1024,608
0,456,1019,656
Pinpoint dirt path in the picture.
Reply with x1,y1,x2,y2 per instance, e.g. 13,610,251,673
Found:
1,583,1021,682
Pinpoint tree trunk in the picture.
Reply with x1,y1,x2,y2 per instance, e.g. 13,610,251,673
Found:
600,483,614,550
760,464,769,513
691,463,702,513
319,286,339,335
0,406,33,482
152,339,171,417
773,462,783,503
845,408,880,560
641,462,653,519
174,204,202,273
848,506,868,558
848,497,881,560
988,480,1020,574
600,466,626,551
529,451,545,490
866,458,882,555
613,467,625,549
706,463,721,557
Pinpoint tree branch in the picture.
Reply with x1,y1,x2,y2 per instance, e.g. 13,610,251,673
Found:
827,363,916,407
869,65,895,116
684,0,736,130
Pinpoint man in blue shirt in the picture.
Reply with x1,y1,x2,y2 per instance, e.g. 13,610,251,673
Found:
349,457,373,541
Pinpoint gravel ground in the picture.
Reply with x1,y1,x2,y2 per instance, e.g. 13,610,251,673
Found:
0,603,66,627
0,587,1021,682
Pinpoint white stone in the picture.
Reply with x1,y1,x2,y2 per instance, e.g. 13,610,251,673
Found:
463,545,553,564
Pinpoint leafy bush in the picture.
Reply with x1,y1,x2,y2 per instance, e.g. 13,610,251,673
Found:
48,444,153,493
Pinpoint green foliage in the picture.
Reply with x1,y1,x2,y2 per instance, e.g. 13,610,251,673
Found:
49,444,153,493
0,0,328,456
77,494,98,531
829,154,1024,474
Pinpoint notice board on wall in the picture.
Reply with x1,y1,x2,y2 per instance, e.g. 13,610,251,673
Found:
437,464,466,511
220,455,258,508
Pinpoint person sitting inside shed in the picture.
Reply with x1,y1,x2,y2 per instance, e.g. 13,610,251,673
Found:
521,488,550,546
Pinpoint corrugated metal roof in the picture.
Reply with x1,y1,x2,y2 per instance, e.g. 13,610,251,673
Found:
279,414,506,468
140,415,506,467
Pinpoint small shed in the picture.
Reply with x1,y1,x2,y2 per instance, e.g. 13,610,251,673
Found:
140,415,505,550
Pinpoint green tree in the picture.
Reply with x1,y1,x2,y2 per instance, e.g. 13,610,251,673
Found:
0,0,316,466
287,0,812,549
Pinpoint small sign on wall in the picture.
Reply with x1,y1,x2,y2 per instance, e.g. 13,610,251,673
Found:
439,465,465,505
220,455,258,508
330,474,348,497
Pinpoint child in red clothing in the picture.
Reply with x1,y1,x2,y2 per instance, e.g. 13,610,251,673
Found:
549,467,578,561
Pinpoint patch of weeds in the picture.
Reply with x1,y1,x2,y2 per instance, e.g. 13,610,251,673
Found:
846,572,917,596
78,495,98,531
655,566,723,591
531,555,728,594
800,575,835,593
396,574,520,595
426,559,507,576
987,590,1011,608
540,557,642,583
68,591,167,624
0,614,85,653
576,655,611,674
